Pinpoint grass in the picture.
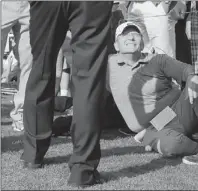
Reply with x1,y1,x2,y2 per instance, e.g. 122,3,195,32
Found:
1,94,198,190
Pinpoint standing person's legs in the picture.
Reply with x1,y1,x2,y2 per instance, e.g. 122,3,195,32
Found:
67,1,112,186
22,2,67,166
10,2,33,131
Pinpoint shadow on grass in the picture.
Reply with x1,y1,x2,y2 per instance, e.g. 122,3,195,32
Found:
44,145,147,165
1,121,12,126
101,128,133,140
101,156,181,182
44,146,181,184
1,126,132,153
1,95,134,152
1,135,72,153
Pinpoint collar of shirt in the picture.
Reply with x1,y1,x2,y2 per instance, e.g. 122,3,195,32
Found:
117,53,155,70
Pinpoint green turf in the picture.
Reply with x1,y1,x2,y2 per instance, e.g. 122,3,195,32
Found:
1,94,198,190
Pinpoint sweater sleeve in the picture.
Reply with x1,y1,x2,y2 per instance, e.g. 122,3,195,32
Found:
159,54,194,85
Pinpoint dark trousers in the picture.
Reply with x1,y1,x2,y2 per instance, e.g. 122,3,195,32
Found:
23,1,112,184
175,20,192,65
143,87,198,157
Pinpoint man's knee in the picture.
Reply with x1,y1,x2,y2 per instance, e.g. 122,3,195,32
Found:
157,131,198,156
143,128,194,157
158,138,183,156
144,137,183,156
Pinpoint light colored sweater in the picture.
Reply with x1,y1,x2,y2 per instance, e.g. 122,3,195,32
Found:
106,53,194,132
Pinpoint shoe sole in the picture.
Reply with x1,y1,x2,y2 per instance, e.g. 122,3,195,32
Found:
118,128,136,136
182,158,198,165
134,135,142,143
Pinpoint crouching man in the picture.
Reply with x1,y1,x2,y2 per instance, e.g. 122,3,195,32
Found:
106,19,198,165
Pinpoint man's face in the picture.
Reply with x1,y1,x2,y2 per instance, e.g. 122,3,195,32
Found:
115,26,142,54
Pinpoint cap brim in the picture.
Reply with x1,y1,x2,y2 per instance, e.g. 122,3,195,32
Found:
115,22,142,40
122,25,141,34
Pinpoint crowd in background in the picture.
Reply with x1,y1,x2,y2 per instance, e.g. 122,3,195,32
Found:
2,1,198,92
1,1,198,187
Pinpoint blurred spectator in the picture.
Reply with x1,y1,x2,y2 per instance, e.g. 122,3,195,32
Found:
175,1,192,65
128,1,186,58
60,31,72,97
1,35,19,83
54,31,72,113
182,1,198,165
187,1,198,71
1,1,32,131
1,50,19,84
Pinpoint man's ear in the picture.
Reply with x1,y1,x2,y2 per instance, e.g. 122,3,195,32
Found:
114,41,119,52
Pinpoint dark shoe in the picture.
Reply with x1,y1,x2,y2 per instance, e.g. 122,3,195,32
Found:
118,127,136,136
67,170,102,188
23,161,44,169
182,154,198,165
52,116,72,137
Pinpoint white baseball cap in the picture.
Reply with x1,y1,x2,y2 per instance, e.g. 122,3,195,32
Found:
115,21,141,39
115,20,149,47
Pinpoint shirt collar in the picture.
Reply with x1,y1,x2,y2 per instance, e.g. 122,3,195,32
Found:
117,53,155,70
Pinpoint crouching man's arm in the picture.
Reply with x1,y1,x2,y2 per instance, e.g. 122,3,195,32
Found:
159,54,198,104
159,54,195,85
